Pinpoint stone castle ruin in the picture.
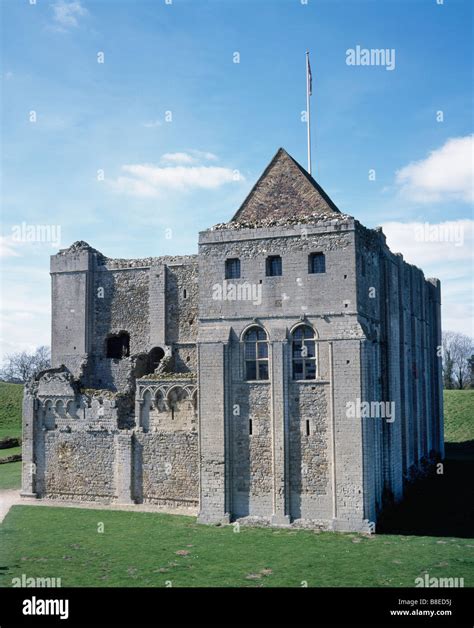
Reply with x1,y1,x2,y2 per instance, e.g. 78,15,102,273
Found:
22,148,444,531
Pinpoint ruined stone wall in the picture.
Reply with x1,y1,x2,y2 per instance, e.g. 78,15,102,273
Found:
134,432,199,508
165,263,199,344
27,380,134,502
93,264,150,355
132,379,199,508
50,248,93,378
50,245,199,393
44,431,116,500
24,371,199,508
88,262,150,390
165,261,199,375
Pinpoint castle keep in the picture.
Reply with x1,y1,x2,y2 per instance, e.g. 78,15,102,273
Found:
22,148,444,531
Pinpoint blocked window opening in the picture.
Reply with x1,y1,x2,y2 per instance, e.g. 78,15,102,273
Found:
308,252,326,274
148,346,165,372
266,255,282,277
106,331,130,359
225,258,241,279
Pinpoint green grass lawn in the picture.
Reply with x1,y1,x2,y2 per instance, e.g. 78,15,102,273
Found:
0,446,21,459
444,389,474,443
0,505,472,588
0,461,22,491
0,386,472,587
0,382,23,489
0,382,23,440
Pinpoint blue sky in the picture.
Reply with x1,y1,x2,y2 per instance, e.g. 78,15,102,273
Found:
1,0,473,358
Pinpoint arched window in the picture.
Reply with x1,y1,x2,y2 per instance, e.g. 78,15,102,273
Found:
148,346,165,372
292,324,317,380
244,327,269,381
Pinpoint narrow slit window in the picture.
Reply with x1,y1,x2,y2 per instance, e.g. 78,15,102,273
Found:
249,419,253,435
306,420,310,436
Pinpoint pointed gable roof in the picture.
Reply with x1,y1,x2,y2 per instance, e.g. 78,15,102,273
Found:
231,148,340,223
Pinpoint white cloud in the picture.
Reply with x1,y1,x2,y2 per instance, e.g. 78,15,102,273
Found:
381,219,473,337
395,135,474,203
161,152,196,165
189,150,218,161
110,152,240,198
0,235,21,258
52,1,88,31
381,219,473,266
0,283,51,362
161,151,218,165
142,120,162,128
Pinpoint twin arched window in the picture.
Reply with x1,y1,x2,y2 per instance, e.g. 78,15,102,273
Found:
243,324,317,381
244,327,269,381
292,325,317,380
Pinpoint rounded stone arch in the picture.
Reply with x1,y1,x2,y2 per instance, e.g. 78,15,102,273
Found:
42,399,55,429
241,324,269,382
140,386,155,402
183,385,195,398
140,389,153,431
154,388,168,412
166,385,189,407
239,322,269,343
142,388,154,408
288,321,319,340
55,399,66,418
289,322,318,381
66,399,78,418
42,398,53,411
148,346,165,372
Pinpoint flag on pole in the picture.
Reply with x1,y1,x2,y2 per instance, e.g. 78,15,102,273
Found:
306,51,312,175
307,55,312,96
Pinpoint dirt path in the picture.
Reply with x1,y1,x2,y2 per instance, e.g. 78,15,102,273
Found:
0,490,197,524
0,489,23,523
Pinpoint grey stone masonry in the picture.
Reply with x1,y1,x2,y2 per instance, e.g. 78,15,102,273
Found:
23,148,443,531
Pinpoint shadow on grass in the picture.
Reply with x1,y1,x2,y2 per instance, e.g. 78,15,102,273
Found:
378,442,474,538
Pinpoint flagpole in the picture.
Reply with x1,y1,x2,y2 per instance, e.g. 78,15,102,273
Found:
306,51,312,175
